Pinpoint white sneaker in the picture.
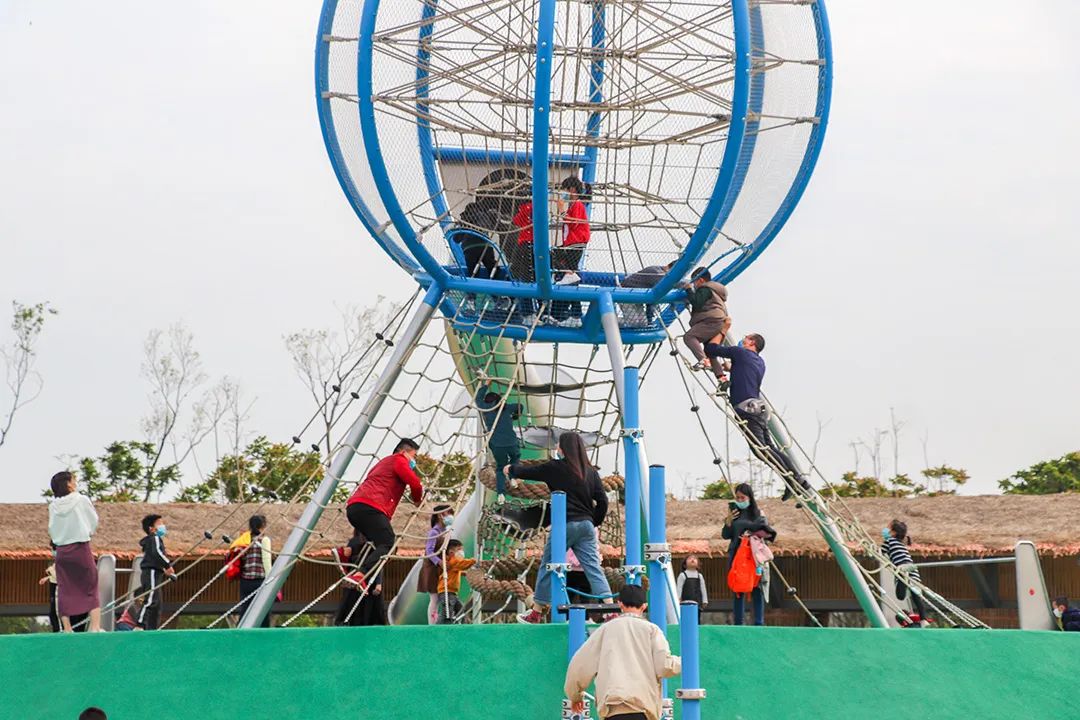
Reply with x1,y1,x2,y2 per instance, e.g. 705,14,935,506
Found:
521,314,538,327
556,317,578,328
556,272,581,286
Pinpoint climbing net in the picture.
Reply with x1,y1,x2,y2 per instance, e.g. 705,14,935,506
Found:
663,317,990,629
142,290,663,628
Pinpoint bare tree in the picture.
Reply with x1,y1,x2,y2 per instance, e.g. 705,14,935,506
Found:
0,301,57,450
285,301,399,456
811,413,832,464
857,429,888,480
889,407,905,478
138,324,243,500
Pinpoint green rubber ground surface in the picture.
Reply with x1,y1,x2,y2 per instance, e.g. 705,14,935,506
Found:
4,625,1074,719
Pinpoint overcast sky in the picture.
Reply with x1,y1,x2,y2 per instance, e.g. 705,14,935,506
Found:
1,1,1078,503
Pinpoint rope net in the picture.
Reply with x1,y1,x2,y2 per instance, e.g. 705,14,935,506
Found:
662,317,990,629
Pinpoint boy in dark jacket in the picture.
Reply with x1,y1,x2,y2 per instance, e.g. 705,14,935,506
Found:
1053,596,1080,631
138,514,175,630
476,382,524,500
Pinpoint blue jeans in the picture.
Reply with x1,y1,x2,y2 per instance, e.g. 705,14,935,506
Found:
535,519,611,605
491,445,520,494
732,587,765,626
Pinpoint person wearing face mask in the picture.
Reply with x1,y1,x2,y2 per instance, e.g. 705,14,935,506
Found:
418,504,455,625
436,539,477,624
1052,596,1080,631
881,519,929,627
510,432,611,624
345,437,425,589
704,333,811,502
137,513,176,630
722,483,775,626
47,471,102,632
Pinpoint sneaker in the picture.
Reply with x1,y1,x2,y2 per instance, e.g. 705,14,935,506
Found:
556,317,578,328
521,314,538,327
495,297,512,311
497,493,506,505
556,272,581,286
517,609,544,624
691,360,708,372
459,298,476,316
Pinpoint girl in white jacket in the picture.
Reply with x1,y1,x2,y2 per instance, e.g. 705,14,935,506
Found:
47,471,101,631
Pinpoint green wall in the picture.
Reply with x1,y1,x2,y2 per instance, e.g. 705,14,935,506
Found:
4,625,1075,719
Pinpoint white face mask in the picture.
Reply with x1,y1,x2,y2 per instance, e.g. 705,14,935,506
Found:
443,514,454,527
455,551,465,560
1053,607,1063,619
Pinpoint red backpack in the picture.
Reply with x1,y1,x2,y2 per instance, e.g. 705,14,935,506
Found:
224,543,248,581
727,539,760,595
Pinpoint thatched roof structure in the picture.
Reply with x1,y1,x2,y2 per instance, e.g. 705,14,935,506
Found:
5,494,1079,560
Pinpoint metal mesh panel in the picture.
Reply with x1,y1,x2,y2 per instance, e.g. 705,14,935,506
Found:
701,1,826,273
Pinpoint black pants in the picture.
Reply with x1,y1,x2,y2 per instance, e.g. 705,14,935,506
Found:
346,503,396,576
609,714,648,720
551,246,584,271
137,568,164,630
462,244,503,281
736,409,801,482
896,578,928,621
237,577,271,628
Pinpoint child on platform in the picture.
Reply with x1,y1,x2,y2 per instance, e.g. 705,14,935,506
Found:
138,514,175,630
435,539,477,624
676,554,708,607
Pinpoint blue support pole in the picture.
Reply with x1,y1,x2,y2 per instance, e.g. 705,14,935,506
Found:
532,0,557,297
568,606,587,660
551,490,569,622
581,1,606,188
679,602,703,720
621,366,643,585
647,465,668,631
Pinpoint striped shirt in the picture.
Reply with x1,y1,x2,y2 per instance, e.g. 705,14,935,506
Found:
882,537,920,580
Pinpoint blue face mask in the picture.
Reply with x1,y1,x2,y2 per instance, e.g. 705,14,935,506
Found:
737,339,745,349
443,515,454,527
409,458,417,470
881,528,891,540
156,525,168,538
734,499,750,510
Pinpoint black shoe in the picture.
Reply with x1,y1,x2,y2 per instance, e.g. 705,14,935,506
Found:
781,485,793,502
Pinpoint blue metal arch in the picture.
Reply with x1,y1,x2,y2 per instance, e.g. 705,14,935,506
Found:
314,0,420,274
415,0,450,233
647,0,753,304
357,0,450,286
715,0,834,284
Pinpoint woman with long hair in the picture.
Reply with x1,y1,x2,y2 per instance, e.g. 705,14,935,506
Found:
47,471,101,632
507,432,610,624
237,514,272,628
721,483,775,625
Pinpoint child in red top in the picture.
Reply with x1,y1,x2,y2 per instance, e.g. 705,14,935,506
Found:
345,437,424,588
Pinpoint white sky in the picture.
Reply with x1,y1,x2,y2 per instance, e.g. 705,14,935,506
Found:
1,0,1078,503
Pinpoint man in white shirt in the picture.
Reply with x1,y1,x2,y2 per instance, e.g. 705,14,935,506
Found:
564,585,681,720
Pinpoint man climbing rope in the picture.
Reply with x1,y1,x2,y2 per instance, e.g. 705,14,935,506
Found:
682,267,731,386
704,334,811,501
565,584,681,720
475,381,524,502
345,438,424,588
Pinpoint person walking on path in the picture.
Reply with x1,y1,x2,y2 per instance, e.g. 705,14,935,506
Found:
47,471,102,632
345,438,424,589
565,584,681,720
705,333,810,501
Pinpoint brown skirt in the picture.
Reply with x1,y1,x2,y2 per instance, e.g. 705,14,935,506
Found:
55,542,99,616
